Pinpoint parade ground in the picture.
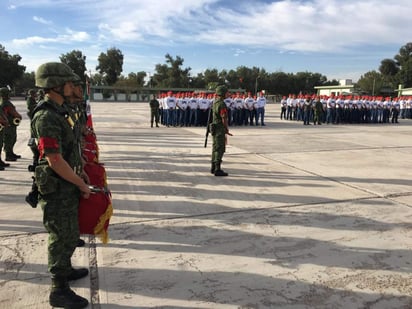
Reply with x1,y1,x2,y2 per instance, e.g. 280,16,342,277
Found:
1,99,412,309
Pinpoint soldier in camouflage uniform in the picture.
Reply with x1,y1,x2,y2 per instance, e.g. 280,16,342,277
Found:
0,105,9,169
26,89,38,120
211,85,231,176
32,62,91,309
149,94,160,127
0,87,22,161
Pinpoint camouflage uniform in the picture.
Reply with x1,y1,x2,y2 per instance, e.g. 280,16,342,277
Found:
211,86,230,176
0,88,21,160
0,106,9,168
149,95,160,127
33,62,89,308
31,99,83,280
26,89,38,120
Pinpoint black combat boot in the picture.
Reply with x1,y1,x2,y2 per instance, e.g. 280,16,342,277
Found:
12,152,21,159
25,177,38,208
0,158,10,167
210,162,216,174
49,277,89,308
5,153,17,161
214,162,228,177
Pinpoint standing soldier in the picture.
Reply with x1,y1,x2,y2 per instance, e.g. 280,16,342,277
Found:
1,87,22,161
149,94,160,127
26,89,38,119
0,105,9,169
32,62,91,309
37,89,45,102
313,95,323,125
211,85,232,176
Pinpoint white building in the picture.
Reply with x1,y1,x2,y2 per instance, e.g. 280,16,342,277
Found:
314,79,355,96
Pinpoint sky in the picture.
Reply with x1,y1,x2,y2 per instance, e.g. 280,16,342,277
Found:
2,0,411,82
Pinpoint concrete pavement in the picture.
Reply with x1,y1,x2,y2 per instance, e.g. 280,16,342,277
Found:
1,99,412,309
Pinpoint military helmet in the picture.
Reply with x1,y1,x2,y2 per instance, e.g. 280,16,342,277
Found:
37,89,45,96
215,85,228,96
35,62,75,89
28,89,36,95
0,87,10,97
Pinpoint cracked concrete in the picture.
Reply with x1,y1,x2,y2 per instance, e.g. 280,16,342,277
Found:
1,99,412,308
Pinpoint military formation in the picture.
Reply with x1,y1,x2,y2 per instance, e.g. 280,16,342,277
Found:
149,90,267,128
280,94,410,125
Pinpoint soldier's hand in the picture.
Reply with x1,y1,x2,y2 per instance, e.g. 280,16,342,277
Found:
79,183,91,199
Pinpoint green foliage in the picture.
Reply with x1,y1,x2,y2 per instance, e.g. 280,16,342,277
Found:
357,71,384,95
0,44,26,87
96,47,124,85
14,71,35,96
60,50,87,83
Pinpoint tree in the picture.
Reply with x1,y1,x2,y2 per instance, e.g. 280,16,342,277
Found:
96,47,124,85
394,42,412,88
357,71,383,95
60,50,87,83
14,71,35,96
0,44,25,87
153,54,191,88
379,59,399,77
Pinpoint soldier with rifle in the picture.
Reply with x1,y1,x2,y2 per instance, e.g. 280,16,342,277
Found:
205,85,232,176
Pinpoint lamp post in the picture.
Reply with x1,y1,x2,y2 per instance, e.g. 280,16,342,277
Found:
255,76,260,96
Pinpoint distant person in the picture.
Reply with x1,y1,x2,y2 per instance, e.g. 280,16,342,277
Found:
210,85,231,176
255,91,266,126
26,89,38,119
149,94,160,127
0,105,9,169
0,87,22,161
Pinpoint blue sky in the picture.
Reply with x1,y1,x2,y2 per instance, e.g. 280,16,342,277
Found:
2,0,411,82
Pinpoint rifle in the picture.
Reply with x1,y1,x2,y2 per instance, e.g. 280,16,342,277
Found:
204,107,212,148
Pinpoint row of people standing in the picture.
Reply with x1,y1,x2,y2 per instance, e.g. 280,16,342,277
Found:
280,94,407,125
149,91,267,128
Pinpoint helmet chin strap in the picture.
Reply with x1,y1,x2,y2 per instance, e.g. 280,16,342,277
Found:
50,86,71,103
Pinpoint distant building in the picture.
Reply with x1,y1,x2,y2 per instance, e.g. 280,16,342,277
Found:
396,84,412,96
314,79,355,96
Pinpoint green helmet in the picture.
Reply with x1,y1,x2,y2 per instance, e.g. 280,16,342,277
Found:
215,85,228,96
35,62,75,89
37,89,45,96
28,89,36,95
0,87,10,97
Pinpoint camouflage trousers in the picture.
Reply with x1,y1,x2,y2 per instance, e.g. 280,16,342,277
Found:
39,183,80,278
212,131,226,164
3,125,17,155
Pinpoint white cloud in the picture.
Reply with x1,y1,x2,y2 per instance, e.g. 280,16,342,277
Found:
33,16,52,25
5,0,412,78
11,29,90,47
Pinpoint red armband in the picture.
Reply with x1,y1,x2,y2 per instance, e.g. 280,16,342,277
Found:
220,107,227,117
38,137,59,159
